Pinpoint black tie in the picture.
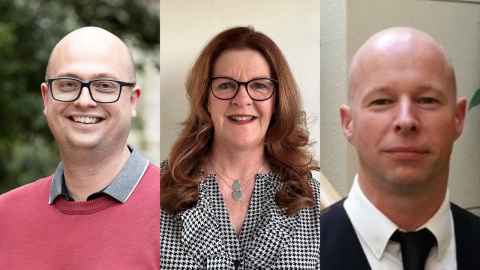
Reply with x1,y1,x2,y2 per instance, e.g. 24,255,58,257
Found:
391,228,437,270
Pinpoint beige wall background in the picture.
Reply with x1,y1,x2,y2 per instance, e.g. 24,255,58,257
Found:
321,0,356,199
321,0,480,212
160,0,320,162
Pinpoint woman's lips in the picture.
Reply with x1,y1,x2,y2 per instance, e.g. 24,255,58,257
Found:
226,114,258,124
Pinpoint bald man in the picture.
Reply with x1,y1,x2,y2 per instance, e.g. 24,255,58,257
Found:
0,27,159,269
321,27,480,270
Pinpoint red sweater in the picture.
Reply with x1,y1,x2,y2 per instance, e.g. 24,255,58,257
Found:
0,164,159,269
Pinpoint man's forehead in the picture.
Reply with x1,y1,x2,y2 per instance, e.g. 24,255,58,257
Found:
58,27,122,46
348,27,454,101
53,28,126,58
46,27,135,80
48,43,127,78
353,29,446,71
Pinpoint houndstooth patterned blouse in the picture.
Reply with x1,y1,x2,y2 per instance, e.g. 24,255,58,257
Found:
160,172,320,269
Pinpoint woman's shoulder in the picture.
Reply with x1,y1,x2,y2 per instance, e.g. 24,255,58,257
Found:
160,208,182,233
309,171,321,199
299,170,321,216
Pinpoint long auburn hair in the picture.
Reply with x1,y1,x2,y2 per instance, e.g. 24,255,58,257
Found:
161,26,319,216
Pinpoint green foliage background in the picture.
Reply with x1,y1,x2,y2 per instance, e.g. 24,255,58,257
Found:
0,0,159,193
470,88,480,110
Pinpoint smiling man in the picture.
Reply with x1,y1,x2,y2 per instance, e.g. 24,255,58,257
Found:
0,27,159,269
321,27,480,270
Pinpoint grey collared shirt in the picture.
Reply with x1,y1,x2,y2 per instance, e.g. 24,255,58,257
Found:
48,146,149,204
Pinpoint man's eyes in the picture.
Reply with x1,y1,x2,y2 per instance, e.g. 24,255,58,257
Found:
59,81,77,88
369,98,393,106
368,97,440,107
417,96,439,104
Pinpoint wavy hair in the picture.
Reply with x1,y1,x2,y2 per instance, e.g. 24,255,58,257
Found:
161,26,318,216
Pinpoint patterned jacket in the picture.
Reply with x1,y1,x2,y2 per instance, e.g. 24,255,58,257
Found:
161,172,320,269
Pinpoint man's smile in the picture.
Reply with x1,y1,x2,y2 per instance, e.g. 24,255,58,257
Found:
69,115,105,125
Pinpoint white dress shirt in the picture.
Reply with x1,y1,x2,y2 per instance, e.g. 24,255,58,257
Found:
344,176,457,270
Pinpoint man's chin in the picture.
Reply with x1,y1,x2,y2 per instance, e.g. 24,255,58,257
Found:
385,172,433,193
63,136,103,150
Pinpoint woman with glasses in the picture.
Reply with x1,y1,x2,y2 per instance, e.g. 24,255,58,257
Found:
161,26,320,269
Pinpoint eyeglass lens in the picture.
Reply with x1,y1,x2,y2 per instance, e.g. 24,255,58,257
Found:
211,78,275,100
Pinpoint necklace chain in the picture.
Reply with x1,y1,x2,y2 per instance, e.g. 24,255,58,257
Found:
210,162,264,202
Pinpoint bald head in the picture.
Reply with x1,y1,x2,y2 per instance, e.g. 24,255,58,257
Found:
348,27,455,103
46,26,136,81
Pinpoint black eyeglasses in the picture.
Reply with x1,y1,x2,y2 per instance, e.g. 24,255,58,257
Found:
209,76,277,101
46,77,136,103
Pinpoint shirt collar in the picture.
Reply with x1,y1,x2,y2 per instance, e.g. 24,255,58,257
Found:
48,146,149,204
418,190,452,259
344,175,453,261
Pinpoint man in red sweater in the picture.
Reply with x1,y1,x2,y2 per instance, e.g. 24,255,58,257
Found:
0,27,159,269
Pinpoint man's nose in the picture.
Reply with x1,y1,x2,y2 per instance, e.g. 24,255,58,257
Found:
394,99,418,134
74,86,97,106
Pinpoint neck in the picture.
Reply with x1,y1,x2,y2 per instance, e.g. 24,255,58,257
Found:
209,141,267,181
358,171,447,231
59,145,130,201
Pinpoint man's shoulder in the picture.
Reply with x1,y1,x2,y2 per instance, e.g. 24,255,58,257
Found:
320,198,346,220
135,162,159,197
450,203,480,268
320,199,351,235
145,162,160,176
451,202,480,229
0,176,51,208
320,198,359,237
320,198,372,269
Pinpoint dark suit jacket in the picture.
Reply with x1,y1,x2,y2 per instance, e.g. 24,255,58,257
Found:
320,199,480,270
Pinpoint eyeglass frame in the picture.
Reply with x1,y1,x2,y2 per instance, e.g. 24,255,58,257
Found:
46,77,136,103
209,76,277,101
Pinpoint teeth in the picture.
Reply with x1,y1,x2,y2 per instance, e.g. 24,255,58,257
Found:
229,115,255,121
72,116,101,124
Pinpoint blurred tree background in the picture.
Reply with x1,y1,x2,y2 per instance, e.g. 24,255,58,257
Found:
0,0,159,193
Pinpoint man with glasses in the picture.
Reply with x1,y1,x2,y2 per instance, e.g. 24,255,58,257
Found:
0,27,159,269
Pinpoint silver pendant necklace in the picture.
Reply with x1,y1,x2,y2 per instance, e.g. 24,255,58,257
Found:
231,179,243,201
211,163,264,202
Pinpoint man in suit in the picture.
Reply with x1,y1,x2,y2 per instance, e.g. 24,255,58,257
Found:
321,27,480,270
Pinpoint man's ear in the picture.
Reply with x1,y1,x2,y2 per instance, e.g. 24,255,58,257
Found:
40,82,50,116
130,85,141,117
454,96,467,140
340,104,354,143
